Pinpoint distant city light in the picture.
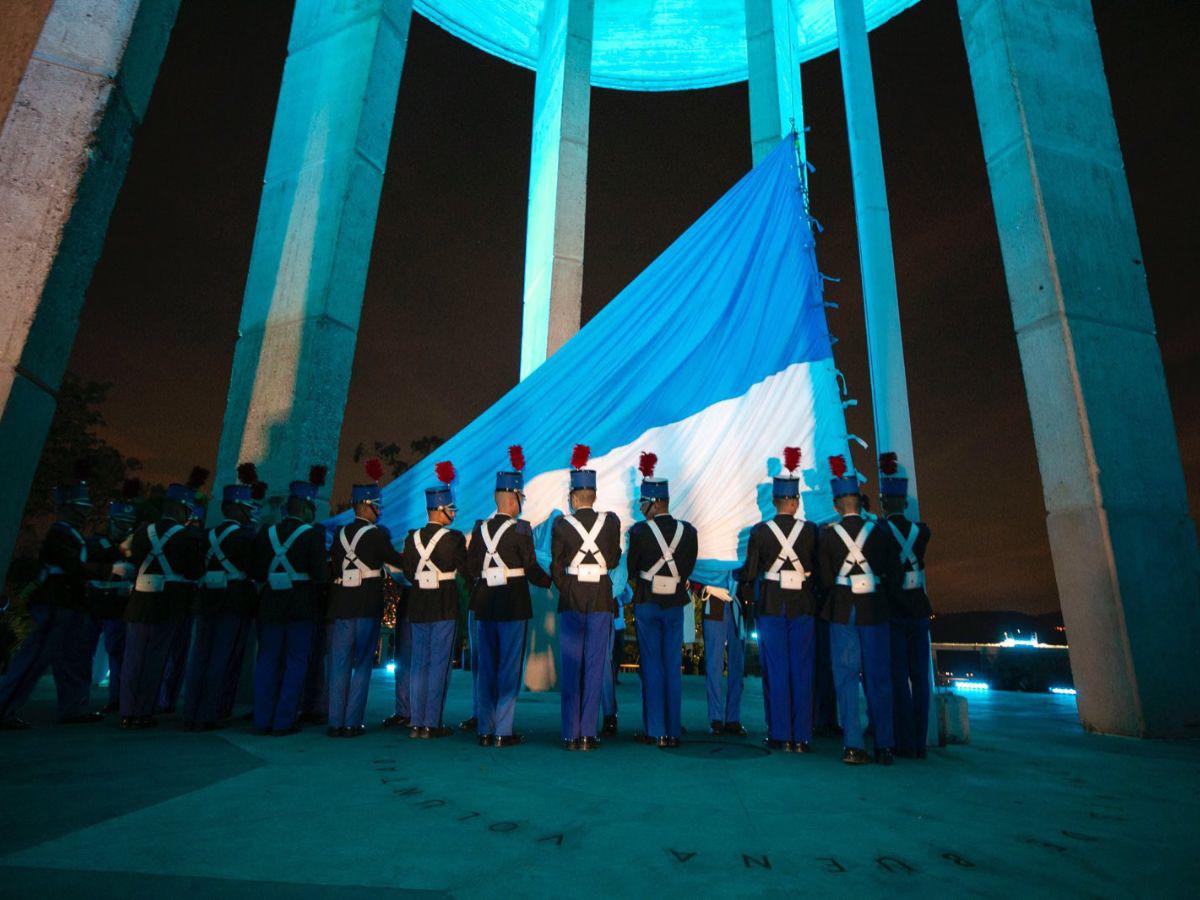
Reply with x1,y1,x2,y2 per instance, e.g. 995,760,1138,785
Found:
952,680,990,691
999,632,1040,648
750,631,759,640
1050,686,1077,695
385,662,396,674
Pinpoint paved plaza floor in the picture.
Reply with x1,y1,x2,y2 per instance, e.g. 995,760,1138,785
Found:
1,671,1197,897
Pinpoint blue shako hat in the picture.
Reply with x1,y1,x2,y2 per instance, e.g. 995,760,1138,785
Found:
828,455,859,498
53,482,93,508
773,446,802,499
289,465,326,504
167,466,209,508
426,460,457,509
222,484,253,505
351,458,384,507
878,452,908,497
495,445,525,493
638,452,668,501
569,444,596,491
108,478,140,523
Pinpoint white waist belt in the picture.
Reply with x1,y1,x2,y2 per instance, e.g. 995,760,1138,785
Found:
334,571,380,585
483,568,525,578
639,571,678,582
565,566,605,576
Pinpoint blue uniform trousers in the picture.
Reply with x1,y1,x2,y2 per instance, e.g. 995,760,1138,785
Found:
467,611,480,722
601,623,621,719
829,608,894,751
157,613,192,713
634,603,683,739
54,607,96,719
217,614,252,720
890,616,932,755
392,619,412,718
182,611,242,726
476,619,526,737
409,620,457,728
756,614,814,742
703,603,745,725
301,617,330,718
122,620,177,718
328,617,380,729
558,611,611,741
812,618,837,730
254,620,314,731
100,618,126,709
0,604,82,722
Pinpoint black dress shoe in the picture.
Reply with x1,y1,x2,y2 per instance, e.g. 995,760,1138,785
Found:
459,717,478,732
59,711,104,724
842,747,871,765
581,736,600,751
601,716,618,737
382,715,410,728
141,716,158,728
409,726,423,739
667,736,681,748
563,739,580,751
875,747,894,766
119,716,135,730
273,725,301,737
327,726,344,737
656,736,670,748
494,734,524,748
427,726,454,739
708,720,725,735
477,733,494,747
633,732,655,745
723,721,747,736
344,725,366,738
793,741,811,754
101,702,119,714
0,717,31,731
762,738,787,751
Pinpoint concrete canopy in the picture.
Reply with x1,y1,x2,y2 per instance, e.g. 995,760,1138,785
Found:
415,0,922,90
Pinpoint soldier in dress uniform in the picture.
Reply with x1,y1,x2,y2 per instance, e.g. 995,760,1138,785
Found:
466,445,551,747
156,470,210,715
218,478,267,722
878,452,933,759
327,459,404,737
87,480,141,713
0,476,103,729
818,455,899,765
122,474,206,729
627,452,698,749
181,463,260,731
400,461,467,739
251,467,328,736
551,444,622,751
698,581,747,737
737,447,819,752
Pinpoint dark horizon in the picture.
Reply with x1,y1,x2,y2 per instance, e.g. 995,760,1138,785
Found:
64,0,1198,617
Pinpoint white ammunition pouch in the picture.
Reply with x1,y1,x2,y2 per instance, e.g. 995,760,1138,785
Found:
267,523,313,591
763,518,810,591
414,527,455,590
563,513,609,584
640,519,684,596
887,519,926,591
832,521,878,595
135,524,185,594
481,518,523,587
336,523,381,588
204,523,246,590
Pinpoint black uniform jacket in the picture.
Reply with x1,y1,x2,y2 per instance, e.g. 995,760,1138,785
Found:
125,518,206,624
817,515,900,626
196,520,258,616
550,508,623,615
401,523,468,623
466,514,551,621
86,535,132,621
327,517,404,621
882,514,933,619
252,516,327,624
626,514,699,609
33,521,90,611
736,514,820,618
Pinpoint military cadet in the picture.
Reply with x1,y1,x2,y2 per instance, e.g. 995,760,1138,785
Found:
252,467,328,736
466,445,552,747
699,582,747,737
400,461,467,739
627,452,698,749
551,444,622,751
737,447,819,752
218,479,267,722
87,480,141,713
327,459,404,737
181,463,260,731
878,452,933,759
818,455,899,765
156,472,210,715
0,476,102,729
600,584,631,737
122,474,206,729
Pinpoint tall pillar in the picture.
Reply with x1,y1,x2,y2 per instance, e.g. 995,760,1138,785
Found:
832,0,920,514
745,0,806,166
960,0,1200,736
0,0,179,579
519,0,594,380
212,0,412,516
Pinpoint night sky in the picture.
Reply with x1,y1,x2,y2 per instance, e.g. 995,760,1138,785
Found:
67,0,1198,616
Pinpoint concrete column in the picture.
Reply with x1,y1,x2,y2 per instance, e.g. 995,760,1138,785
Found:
960,0,1200,737
519,0,594,380
212,0,412,516
832,0,920,515
0,0,179,579
745,0,806,167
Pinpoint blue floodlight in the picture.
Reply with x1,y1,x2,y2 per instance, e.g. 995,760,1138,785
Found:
1049,686,1077,695
952,680,990,691
386,662,396,675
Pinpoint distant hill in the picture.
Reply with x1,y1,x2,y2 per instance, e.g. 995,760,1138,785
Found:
931,610,1066,645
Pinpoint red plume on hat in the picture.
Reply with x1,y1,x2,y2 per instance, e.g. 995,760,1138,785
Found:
783,446,801,474
879,452,899,476
187,466,210,490
308,465,327,488
571,444,591,470
252,481,268,501
828,455,848,479
237,462,258,486
121,478,142,499
508,445,525,472
364,457,384,482
639,451,657,478
435,460,456,484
